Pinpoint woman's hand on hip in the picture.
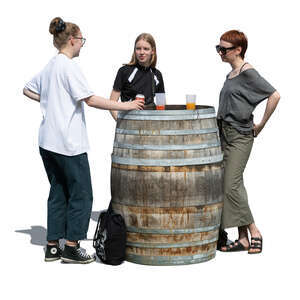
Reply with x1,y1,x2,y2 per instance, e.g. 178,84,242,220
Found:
253,123,264,137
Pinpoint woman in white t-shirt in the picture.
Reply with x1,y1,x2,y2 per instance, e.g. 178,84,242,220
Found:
23,17,144,264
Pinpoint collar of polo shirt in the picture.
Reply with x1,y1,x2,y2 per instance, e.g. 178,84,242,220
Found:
136,62,151,71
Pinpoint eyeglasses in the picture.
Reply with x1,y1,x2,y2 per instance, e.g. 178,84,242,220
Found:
73,37,86,46
216,45,235,55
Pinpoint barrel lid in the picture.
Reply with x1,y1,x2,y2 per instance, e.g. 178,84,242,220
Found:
118,105,216,120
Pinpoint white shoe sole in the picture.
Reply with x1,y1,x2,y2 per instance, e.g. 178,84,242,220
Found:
61,257,95,264
44,257,61,262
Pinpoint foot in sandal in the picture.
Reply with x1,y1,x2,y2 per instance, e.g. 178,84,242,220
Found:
248,237,263,254
220,237,249,252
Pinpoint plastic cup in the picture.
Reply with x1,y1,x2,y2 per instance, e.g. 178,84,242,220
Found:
186,94,196,110
135,94,145,102
155,93,166,110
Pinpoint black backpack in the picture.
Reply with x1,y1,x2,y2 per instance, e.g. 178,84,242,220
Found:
93,202,127,265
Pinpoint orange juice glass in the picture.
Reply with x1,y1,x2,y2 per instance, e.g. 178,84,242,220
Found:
155,93,166,110
186,102,196,110
186,94,196,110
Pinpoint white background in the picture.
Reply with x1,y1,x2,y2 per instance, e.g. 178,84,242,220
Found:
1,0,299,299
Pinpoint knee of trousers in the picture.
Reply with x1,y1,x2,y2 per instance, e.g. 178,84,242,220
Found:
223,186,245,203
224,181,242,195
84,192,93,207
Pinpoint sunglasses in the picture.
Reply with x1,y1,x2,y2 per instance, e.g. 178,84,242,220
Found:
216,45,235,55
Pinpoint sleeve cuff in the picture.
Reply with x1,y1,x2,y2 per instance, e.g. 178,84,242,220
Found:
74,92,95,102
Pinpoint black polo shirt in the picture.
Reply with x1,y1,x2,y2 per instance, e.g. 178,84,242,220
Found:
113,63,165,104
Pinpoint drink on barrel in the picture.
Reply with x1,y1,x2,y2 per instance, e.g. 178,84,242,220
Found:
186,94,196,110
135,94,145,102
155,93,166,110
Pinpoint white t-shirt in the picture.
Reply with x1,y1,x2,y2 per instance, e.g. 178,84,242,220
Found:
25,54,94,156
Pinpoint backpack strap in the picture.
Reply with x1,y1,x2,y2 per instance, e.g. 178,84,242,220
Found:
107,200,113,214
93,200,113,243
103,200,115,229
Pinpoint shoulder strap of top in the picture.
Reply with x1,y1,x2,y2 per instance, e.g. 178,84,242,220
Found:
239,62,248,74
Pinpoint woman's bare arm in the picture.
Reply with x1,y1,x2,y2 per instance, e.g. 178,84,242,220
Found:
23,88,40,102
84,95,144,111
253,91,281,136
109,90,121,121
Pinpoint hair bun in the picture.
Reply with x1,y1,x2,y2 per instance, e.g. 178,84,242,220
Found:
49,17,66,35
55,19,66,33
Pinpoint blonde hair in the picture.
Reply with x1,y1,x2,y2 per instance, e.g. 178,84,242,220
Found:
49,17,80,50
128,33,157,68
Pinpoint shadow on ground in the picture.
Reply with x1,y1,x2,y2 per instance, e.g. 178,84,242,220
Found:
15,215,104,263
15,212,100,246
90,211,100,222
91,210,107,222
15,225,47,246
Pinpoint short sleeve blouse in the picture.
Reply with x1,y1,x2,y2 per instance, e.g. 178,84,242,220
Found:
217,69,276,133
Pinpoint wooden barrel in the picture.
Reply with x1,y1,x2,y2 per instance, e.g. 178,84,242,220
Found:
111,105,223,265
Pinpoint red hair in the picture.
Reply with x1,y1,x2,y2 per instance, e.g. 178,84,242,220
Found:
220,30,248,59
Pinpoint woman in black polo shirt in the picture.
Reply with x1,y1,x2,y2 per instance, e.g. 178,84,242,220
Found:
109,33,165,120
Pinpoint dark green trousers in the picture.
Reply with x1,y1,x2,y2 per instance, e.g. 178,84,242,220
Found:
219,123,254,229
39,147,93,241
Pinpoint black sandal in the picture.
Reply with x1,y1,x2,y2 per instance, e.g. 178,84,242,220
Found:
248,237,263,254
220,240,249,252
217,230,233,250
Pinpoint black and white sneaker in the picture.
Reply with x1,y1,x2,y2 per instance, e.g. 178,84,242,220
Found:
61,244,95,264
45,244,63,262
